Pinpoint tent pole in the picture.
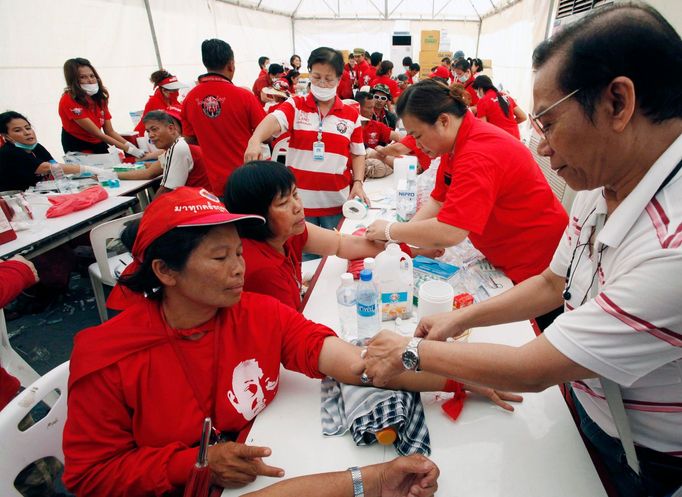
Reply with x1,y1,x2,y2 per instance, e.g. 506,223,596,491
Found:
143,0,163,69
475,19,481,57
291,17,296,55
545,0,557,39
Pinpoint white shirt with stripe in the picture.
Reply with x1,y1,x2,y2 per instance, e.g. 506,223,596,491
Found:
272,94,365,217
545,132,682,457
159,137,194,190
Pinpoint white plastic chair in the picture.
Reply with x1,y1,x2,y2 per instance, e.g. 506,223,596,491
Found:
0,361,69,497
272,136,290,162
0,309,39,388
88,212,142,322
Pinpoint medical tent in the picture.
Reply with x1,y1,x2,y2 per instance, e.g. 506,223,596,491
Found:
0,0,680,155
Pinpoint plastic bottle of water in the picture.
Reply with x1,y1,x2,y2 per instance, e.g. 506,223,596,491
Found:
336,273,357,341
396,163,417,222
49,160,70,193
357,269,381,340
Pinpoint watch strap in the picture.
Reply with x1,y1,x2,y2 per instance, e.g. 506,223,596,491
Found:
348,466,364,497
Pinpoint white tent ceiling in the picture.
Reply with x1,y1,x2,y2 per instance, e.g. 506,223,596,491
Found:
219,0,520,21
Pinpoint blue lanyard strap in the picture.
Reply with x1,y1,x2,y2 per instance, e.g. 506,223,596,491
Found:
316,105,324,142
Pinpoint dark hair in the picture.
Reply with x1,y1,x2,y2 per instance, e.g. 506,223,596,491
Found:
285,70,300,87
0,111,29,134
472,75,510,116
268,64,284,76
370,52,383,66
224,161,296,241
119,225,213,299
468,57,483,74
441,57,451,65
533,2,682,123
150,69,173,86
142,110,181,130
396,74,408,82
364,51,371,59
63,58,109,106
409,63,420,72
258,56,269,68
202,39,234,71
376,60,393,77
290,54,301,67
307,47,344,77
348,53,355,60
354,91,372,106
402,56,413,66
119,219,139,252
395,79,468,124
453,58,471,71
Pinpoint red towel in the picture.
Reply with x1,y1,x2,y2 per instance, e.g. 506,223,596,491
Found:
46,186,108,218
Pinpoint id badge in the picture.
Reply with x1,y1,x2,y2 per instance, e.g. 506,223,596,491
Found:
313,141,325,161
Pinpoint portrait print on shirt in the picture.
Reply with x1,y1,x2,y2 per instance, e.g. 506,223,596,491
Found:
227,358,278,421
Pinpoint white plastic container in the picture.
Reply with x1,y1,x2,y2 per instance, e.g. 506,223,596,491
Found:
374,243,413,321
393,155,418,188
417,280,454,320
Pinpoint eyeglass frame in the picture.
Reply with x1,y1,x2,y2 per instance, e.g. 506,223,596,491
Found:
530,88,581,138
372,94,389,101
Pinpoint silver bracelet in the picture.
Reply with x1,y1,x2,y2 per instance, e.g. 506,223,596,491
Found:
348,466,365,497
384,221,397,243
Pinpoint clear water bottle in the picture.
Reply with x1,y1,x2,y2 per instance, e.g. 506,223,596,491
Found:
396,163,417,222
357,269,381,340
336,273,357,341
49,160,70,193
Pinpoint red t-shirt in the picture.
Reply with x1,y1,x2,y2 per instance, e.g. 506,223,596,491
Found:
356,60,370,86
63,295,335,496
362,120,392,148
337,70,354,100
463,79,480,106
252,72,271,101
476,89,520,139
369,75,400,102
362,66,377,87
431,112,568,283
181,74,265,195
242,227,308,310
400,135,432,171
134,89,180,135
58,93,112,143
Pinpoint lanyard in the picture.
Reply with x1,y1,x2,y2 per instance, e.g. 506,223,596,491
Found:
163,312,222,438
316,104,325,142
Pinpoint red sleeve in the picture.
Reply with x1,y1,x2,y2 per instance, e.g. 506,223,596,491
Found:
180,100,194,138
273,99,296,133
430,154,450,202
102,102,112,121
0,260,37,307
247,268,300,309
379,122,392,144
62,363,198,496
0,367,20,410
59,93,82,122
476,97,488,119
436,153,501,234
276,302,337,379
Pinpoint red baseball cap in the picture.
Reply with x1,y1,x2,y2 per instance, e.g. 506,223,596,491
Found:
429,66,450,79
132,187,264,263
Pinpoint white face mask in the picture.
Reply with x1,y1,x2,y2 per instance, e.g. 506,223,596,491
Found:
81,83,99,96
310,83,338,102
458,73,469,83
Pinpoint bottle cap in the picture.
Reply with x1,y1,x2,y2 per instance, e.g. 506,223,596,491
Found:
341,272,354,285
375,427,397,445
363,257,375,270
359,269,372,281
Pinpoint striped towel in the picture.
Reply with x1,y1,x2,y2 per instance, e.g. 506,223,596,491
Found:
320,376,431,456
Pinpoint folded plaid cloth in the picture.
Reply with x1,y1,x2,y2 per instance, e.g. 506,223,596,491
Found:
320,376,431,456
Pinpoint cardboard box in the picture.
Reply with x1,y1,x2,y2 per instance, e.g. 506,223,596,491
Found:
437,51,452,60
482,58,492,68
420,30,440,51
419,50,442,74
340,50,349,64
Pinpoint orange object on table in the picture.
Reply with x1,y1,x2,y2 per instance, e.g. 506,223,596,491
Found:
453,292,474,309
375,426,398,445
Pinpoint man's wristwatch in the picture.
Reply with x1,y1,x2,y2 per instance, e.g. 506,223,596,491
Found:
402,337,423,371
348,466,364,497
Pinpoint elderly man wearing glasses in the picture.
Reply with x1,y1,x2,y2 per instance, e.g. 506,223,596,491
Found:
359,4,682,496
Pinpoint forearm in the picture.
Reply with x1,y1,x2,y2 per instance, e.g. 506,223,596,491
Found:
390,218,467,248
336,235,384,260
104,129,129,148
350,154,365,181
248,115,282,147
116,163,161,180
410,197,441,222
451,269,565,330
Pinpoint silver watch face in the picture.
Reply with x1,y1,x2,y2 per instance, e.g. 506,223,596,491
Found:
402,349,419,370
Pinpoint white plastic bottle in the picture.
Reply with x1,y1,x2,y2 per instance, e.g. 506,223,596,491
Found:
356,269,381,340
336,273,357,341
374,243,414,320
396,163,417,222
363,257,375,272
49,160,70,193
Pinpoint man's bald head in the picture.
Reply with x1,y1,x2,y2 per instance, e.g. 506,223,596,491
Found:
532,2,681,123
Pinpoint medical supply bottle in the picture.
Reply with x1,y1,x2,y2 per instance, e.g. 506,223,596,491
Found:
336,272,357,341
374,243,413,320
49,160,70,193
356,269,380,339
396,163,417,222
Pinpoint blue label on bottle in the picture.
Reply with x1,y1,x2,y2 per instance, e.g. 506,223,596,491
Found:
357,302,377,317
381,292,408,304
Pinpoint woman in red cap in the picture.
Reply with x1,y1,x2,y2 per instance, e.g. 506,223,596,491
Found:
63,186,521,496
134,69,188,136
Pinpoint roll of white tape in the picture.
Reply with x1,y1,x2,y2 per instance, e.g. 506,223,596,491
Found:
342,197,368,219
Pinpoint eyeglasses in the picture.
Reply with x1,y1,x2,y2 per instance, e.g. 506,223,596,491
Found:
530,88,580,139
310,75,338,88
373,94,388,101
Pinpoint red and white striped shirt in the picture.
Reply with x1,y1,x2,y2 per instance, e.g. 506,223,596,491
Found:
546,133,682,457
272,94,365,217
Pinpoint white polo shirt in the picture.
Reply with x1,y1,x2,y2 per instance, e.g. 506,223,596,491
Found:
545,133,682,457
